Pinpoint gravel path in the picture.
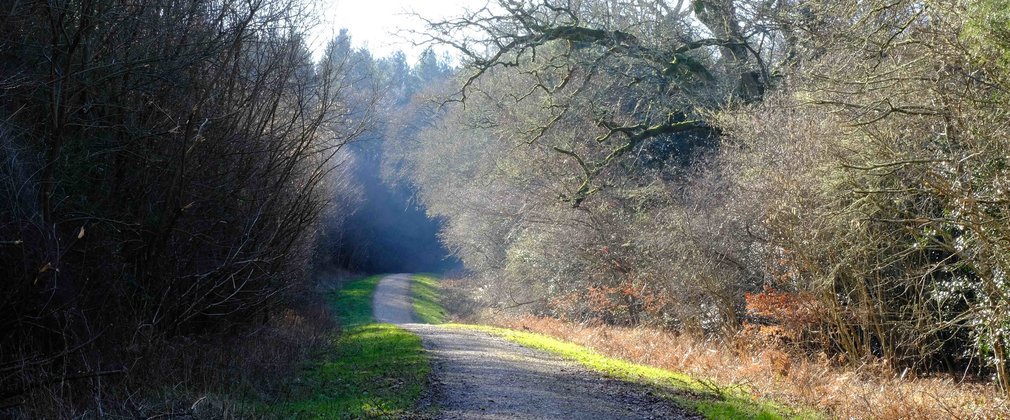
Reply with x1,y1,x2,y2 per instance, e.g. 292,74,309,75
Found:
373,274,698,419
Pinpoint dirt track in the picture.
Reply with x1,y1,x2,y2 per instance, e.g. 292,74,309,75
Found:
373,274,697,419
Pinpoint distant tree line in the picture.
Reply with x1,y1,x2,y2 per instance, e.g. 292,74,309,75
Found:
317,37,462,274
390,0,1010,392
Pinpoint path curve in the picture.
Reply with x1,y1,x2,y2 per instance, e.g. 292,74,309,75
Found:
373,274,698,419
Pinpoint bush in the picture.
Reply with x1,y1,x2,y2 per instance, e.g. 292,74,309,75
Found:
0,0,365,415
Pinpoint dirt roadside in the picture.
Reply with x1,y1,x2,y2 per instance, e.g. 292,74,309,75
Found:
373,273,699,419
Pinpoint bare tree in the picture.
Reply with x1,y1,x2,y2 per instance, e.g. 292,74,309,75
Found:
391,0,1010,395
0,0,371,414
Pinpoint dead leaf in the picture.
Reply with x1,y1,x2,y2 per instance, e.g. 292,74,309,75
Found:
77,226,85,239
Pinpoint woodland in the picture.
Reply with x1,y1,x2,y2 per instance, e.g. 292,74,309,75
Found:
3,0,1010,417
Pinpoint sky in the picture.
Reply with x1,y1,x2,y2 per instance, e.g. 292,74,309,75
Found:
311,0,488,63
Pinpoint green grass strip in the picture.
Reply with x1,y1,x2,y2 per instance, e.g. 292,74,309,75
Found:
453,324,819,420
410,274,447,324
269,275,430,419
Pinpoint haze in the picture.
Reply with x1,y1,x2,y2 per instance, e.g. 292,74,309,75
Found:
313,0,486,60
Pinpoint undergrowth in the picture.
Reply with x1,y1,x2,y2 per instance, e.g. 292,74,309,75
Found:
493,315,1010,419
439,267,1010,419
6,276,339,418
454,324,805,419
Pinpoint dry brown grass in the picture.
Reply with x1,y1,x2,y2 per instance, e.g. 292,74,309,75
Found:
479,313,1008,419
130,290,336,418
4,288,335,419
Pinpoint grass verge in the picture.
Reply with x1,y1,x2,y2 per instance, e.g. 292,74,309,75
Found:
268,275,430,418
411,274,447,324
489,316,1008,419
452,324,816,420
